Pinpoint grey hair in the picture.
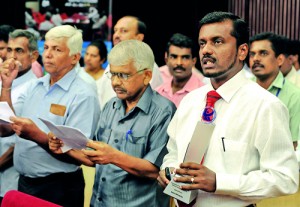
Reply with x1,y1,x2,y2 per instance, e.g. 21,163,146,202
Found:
9,29,38,52
45,25,83,56
108,39,154,71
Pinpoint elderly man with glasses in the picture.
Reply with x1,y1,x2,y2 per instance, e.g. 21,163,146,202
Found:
49,39,176,207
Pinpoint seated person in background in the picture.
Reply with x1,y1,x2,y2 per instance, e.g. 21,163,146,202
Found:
0,29,39,205
249,32,300,150
83,39,107,82
0,25,100,207
156,33,205,107
49,40,176,207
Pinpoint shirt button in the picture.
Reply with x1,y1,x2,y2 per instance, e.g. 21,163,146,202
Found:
102,177,106,181
114,139,119,143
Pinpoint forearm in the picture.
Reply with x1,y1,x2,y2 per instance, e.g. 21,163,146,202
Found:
0,145,14,171
112,151,159,180
1,87,13,110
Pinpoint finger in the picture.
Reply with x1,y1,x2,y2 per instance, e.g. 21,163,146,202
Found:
82,148,98,157
180,162,201,170
173,175,195,184
157,175,167,188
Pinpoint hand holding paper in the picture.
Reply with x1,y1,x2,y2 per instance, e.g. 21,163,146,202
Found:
40,118,89,153
0,101,16,123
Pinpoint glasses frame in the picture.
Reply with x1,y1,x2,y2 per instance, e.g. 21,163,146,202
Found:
105,68,148,81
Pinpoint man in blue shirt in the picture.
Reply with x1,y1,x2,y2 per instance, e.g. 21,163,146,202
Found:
0,25,100,207
49,39,176,207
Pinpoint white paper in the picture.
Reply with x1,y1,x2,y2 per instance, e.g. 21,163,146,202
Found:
0,102,16,123
183,121,215,163
39,118,89,153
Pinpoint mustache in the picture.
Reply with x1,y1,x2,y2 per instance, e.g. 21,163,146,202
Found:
113,86,127,93
252,62,264,68
201,54,216,62
173,66,185,71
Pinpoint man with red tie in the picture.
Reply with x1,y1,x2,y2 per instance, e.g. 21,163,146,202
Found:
157,11,299,207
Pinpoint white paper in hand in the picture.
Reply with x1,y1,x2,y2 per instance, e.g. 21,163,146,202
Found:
39,118,89,153
0,102,16,123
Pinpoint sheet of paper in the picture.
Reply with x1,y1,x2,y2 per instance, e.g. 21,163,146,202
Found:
183,121,215,163
39,118,89,153
0,102,16,123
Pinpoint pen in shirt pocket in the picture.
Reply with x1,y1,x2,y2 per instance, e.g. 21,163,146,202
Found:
126,129,132,141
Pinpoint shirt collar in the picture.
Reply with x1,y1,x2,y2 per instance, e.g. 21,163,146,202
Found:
37,64,78,91
206,70,249,103
12,69,36,88
268,71,284,91
159,72,201,93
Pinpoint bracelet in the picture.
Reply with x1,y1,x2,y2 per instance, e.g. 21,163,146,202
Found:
1,87,11,91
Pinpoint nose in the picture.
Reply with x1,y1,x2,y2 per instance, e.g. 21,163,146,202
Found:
111,75,122,86
200,43,213,55
175,57,183,65
43,49,52,58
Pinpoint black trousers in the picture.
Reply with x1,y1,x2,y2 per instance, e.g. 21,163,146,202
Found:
18,168,84,207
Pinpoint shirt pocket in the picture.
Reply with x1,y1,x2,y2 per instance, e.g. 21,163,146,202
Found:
47,112,65,126
122,132,147,158
97,128,112,143
221,138,248,173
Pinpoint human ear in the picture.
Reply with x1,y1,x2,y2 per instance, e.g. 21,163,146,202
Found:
238,43,249,61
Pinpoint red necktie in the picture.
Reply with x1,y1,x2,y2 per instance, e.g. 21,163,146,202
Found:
202,90,222,123
177,91,221,207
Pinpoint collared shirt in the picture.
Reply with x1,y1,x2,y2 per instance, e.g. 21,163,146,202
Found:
285,66,300,88
97,63,163,110
91,86,176,207
0,69,37,197
162,70,299,207
13,65,100,178
266,72,300,141
155,72,204,107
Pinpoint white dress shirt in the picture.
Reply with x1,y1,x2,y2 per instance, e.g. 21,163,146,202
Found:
162,70,299,207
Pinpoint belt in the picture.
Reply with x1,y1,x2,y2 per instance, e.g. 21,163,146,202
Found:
246,204,256,207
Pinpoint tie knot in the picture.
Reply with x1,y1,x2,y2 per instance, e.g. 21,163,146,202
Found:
206,90,221,108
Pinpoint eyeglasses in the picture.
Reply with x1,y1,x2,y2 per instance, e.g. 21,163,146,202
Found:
105,69,147,81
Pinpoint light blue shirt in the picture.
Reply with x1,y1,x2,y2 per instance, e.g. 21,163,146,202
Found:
13,65,100,178
0,69,37,197
91,86,176,207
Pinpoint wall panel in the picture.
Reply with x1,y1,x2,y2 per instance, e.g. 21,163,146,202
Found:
228,0,300,40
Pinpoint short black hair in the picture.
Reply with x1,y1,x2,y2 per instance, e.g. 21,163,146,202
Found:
166,33,197,58
88,39,108,62
199,11,249,48
250,32,285,57
0,25,15,43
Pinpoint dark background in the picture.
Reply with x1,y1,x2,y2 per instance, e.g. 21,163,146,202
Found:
0,0,228,67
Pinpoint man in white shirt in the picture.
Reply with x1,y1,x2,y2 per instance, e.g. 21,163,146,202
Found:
97,16,163,109
157,11,298,207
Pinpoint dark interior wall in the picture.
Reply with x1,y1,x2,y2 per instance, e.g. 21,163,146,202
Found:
0,0,25,29
111,0,229,67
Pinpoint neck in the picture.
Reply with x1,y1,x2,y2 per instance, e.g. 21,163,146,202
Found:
85,67,104,80
256,71,279,89
171,75,191,94
17,67,31,78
